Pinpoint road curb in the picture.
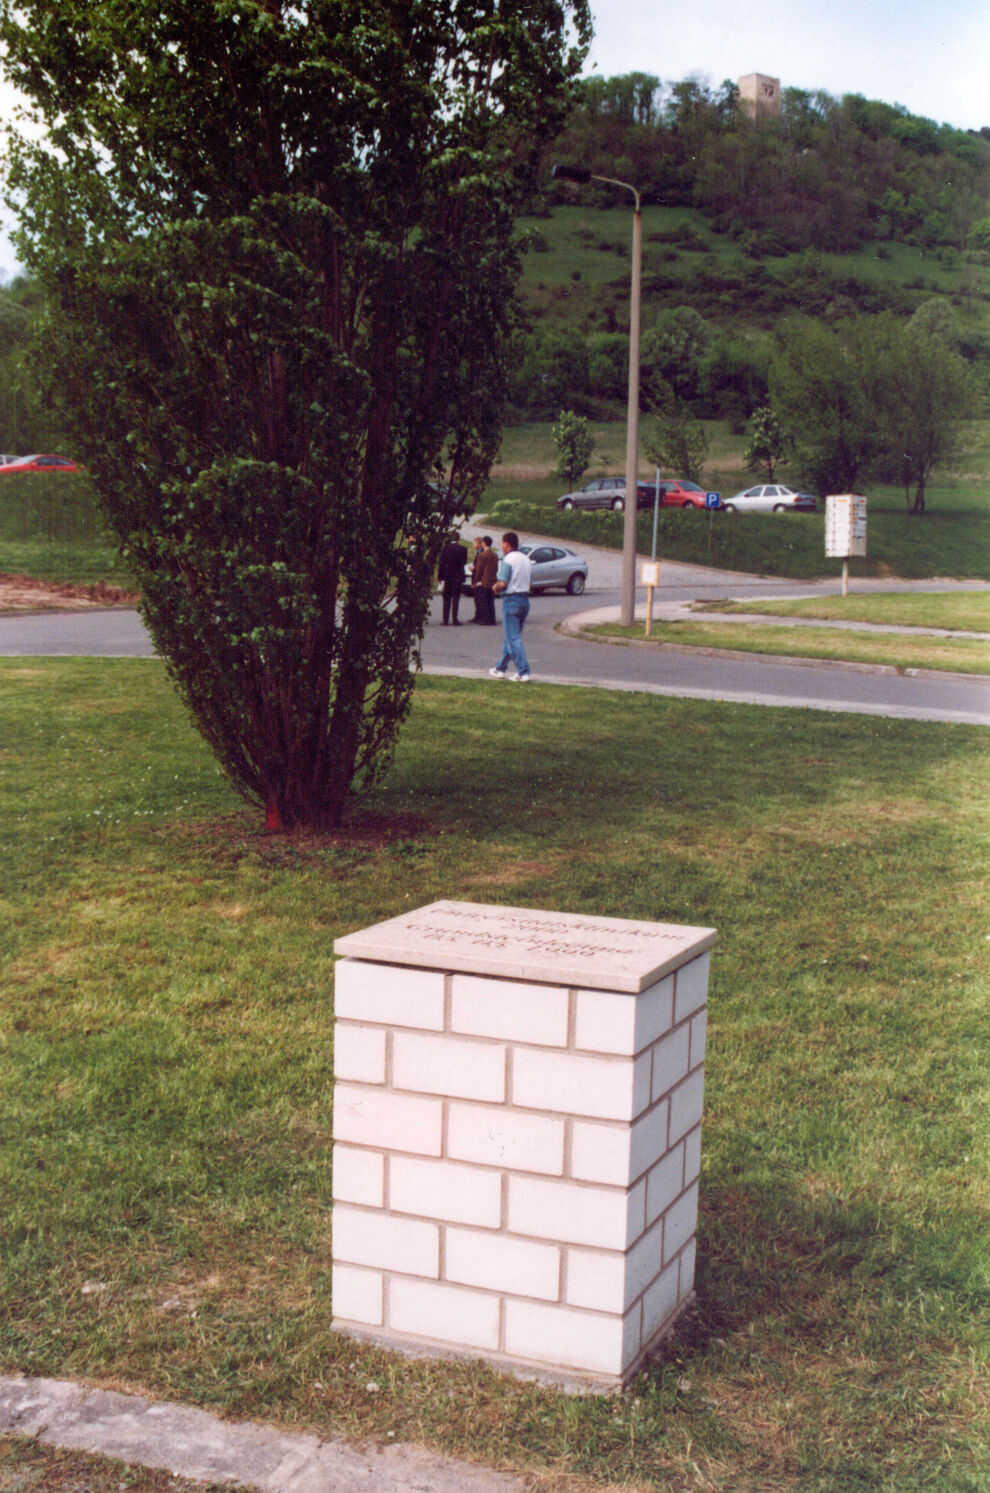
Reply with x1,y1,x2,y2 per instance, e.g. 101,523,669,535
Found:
0,1374,524,1493
558,623,989,685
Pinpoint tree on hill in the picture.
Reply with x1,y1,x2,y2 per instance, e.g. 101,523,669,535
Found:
0,0,590,830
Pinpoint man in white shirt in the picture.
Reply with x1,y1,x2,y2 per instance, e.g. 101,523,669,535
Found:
488,532,533,682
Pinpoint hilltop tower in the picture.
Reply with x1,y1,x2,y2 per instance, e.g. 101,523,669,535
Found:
738,73,781,121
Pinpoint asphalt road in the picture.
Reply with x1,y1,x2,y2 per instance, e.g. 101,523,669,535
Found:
2,539,987,727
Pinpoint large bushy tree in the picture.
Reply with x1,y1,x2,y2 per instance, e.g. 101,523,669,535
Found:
0,0,590,828
770,314,971,507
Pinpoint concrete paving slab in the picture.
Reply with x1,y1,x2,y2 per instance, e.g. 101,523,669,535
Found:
0,1375,525,1493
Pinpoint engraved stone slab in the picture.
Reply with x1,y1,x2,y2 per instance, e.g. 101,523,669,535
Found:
334,900,716,993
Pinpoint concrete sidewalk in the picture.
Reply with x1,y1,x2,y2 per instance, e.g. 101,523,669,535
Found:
0,1374,525,1493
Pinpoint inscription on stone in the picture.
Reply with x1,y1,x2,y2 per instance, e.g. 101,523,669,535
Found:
335,900,716,993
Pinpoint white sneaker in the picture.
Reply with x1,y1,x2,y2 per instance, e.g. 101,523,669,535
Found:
488,667,506,678
510,673,531,682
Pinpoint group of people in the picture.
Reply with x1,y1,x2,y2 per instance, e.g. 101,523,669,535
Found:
436,529,532,683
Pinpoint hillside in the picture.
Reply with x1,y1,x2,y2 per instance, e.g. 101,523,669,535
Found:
507,76,990,425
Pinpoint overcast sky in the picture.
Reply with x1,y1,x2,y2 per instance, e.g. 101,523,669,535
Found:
1,1,987,277
585,0,990,133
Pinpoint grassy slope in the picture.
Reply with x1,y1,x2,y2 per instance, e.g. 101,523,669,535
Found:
518,204,990,338
2,659,988,1491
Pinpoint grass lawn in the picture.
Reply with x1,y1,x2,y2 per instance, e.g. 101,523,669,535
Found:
589,621,990,675
709,592,990,632
2,660,988,1492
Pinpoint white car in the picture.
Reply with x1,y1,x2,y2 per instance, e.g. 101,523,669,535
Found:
723,484,816,513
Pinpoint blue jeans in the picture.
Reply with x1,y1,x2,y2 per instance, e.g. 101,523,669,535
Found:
496,593,530,676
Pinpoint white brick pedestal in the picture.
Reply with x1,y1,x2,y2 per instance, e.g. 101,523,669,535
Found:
331,901,715,1392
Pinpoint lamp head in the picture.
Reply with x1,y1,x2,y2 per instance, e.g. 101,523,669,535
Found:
551,164,592,185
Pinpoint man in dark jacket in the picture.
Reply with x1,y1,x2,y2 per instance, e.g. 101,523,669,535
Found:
472,534,498,625
438,530,468,626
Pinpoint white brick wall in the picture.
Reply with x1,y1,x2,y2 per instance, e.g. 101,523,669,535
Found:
333,1083,443,1156
451,974,569,1046
574,976,673,1055
503,1299,639,1377
390,1156,502,1229
512,1048,652,1121
389,1278,501,1353
332,1145,384,1207
335,959,445,1030
392,1030,506,1102
674,954,710,1023
445,1228,560,1301
447,1102,565,1176
331,1263,383,1326
333,1205,439,1277
333,1023,387,1085
331,928,710,1391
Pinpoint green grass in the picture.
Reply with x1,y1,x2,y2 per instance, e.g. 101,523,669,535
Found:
709,591,990,631
589,620,990,674
0,474,132,586
519,205,990,337
2,659,988,1491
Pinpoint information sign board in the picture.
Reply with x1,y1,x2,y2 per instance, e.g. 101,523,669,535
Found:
825,494,867,558
705,492,721,509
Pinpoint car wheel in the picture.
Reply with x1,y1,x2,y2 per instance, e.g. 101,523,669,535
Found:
566,572,586,595
773,503,786,512
611,497,624,512
561,499,574,511
682,500,693,509
723,503,736,513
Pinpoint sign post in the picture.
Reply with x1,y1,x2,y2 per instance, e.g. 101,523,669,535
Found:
705,492,721,552
825,494,867,596
640,561,661,636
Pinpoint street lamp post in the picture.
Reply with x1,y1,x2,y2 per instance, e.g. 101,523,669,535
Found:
552,165,642,626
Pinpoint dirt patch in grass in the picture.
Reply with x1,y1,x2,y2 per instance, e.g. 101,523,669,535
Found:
159,809,441,861
466,860,560,888
0,573,139,610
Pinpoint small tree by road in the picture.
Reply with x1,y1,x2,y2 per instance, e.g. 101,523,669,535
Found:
553,410,596,489
745,405,786,482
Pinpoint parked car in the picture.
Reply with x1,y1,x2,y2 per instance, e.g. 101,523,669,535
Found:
722,484,816,513
556,477,653,512
462,542,589,597
520,542,589,594
657,479,708,510
0,453,81,474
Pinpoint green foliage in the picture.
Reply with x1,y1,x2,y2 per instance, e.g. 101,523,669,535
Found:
0,0,590,828
641,305,711,402
744,404,786,480
644,381,709,481
554,74,990,255
770,314,973,507
551,409,594,488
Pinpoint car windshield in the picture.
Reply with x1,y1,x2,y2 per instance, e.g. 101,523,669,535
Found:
679,481,704,492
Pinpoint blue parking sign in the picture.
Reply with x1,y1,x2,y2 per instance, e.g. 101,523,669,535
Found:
705,492,721,509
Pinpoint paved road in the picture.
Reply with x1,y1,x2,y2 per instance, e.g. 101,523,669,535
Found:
2,539,987,726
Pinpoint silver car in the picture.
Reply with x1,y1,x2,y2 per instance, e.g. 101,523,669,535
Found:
723,484,816,513
520,543,589,594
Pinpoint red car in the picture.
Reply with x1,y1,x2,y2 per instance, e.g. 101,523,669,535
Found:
657,479,707,510
0,453,81,474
